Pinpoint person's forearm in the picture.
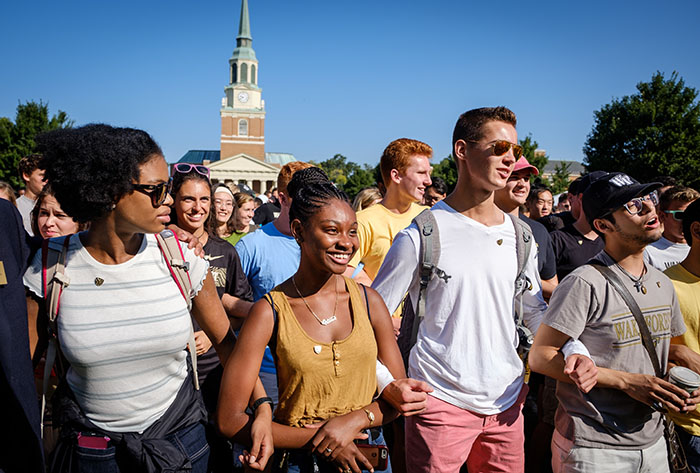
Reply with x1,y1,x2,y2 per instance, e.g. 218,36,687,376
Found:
541,277,558,301
272,422,318,449
594,367,630,391
529,345,570,383
223,405,272,444
669,344,700,371
531,344,627,391
212,330,237,365
222,294,254,319
249,377,268,406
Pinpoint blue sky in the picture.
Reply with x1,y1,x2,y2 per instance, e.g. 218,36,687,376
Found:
2,0,699,167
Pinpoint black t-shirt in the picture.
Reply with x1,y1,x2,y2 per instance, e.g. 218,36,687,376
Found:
550,223,605,281
253,202,280,226
537,211,575,233
193,235,253,380
520,215,557,281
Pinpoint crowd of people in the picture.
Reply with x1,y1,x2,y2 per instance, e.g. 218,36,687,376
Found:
2,106,700,473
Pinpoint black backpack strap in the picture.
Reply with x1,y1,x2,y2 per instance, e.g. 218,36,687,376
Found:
263,293,278,354
360,283,371,322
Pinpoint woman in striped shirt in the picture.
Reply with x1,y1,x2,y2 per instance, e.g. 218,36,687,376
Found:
25,124,272,472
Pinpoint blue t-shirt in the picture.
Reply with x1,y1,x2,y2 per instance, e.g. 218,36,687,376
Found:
236,221,300,373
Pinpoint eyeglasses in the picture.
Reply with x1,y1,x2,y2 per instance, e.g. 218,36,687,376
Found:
467,140,523,159
622,191,659,215
173,163,210,178
663,210,685,221
132,177,172,207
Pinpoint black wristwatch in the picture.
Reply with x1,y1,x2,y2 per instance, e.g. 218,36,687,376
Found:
251,396,274,412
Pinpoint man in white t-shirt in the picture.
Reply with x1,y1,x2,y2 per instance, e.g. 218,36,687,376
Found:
372,107,596,473
15,154,45,236
645,186,699,271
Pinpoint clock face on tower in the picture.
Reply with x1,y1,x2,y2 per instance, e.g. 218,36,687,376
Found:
237,92,249,103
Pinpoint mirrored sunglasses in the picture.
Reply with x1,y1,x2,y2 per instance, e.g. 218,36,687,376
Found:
467,139,523,159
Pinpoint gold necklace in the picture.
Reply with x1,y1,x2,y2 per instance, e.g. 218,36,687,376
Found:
291,276,338,326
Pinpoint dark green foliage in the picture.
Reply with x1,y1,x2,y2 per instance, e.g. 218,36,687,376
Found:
519,134,548,177
549,161,572,194
430,156,457,193
0,101,73,188
311,154,377,200
584,72,700,189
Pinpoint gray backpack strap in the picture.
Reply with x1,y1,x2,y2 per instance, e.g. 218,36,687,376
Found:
155,230,199,390
41,236,71,438
507,213,535,358
409,210,449,349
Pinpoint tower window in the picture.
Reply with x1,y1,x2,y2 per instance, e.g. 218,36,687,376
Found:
231,64,237,83
241,63,248,83
251,65,256,85
238,119,248,136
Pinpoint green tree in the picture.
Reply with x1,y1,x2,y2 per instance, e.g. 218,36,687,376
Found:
343,165,376,199
430,155,457,193
311,154,377,199
584,71,700,188
549,161,572,194
519,134,548,177
0,100,73,188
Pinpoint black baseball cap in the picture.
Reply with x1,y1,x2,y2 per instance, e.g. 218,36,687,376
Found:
583,172,662,224
569,170,608,195
682,199,700,243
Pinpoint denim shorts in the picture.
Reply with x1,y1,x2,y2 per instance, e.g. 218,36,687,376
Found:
72,422,209,473
275,428,391,473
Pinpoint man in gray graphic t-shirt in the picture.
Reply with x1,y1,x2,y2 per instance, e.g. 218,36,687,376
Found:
530,172,699,473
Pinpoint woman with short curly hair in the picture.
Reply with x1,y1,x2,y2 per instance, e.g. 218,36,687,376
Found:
25,124,272,472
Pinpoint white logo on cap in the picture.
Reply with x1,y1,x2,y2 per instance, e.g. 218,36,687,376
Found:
609,174,634,187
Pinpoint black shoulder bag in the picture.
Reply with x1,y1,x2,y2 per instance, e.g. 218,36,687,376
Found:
591,263,689,473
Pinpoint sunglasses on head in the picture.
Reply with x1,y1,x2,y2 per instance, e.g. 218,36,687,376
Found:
133,177,172,208
663,209,685,221
173,163,210,178
467,140,523,159
622,191,659,215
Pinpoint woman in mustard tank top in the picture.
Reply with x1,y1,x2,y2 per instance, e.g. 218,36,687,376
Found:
218,168,406,473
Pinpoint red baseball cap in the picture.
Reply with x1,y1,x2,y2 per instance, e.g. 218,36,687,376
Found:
512,156,539,176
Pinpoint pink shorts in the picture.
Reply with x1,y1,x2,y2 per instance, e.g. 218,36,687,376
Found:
405,385,527,473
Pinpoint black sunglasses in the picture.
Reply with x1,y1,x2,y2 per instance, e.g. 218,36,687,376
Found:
132,177,172,207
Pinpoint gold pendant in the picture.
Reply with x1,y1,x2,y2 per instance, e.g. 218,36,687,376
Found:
641,285,647,294
94,277,104,286
496,239,503,246
578,240,583,245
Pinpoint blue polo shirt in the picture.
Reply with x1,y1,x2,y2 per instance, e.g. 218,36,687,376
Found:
236,221,300,373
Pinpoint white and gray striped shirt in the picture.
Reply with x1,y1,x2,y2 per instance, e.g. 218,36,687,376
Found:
24,233,208,433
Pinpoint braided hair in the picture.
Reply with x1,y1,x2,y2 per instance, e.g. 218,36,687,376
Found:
288,167,350,225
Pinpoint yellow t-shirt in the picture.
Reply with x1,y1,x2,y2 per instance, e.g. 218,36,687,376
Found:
348,202,426,280
666,263,700,436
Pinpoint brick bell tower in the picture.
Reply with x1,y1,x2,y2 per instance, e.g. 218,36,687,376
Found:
220,0,265,161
